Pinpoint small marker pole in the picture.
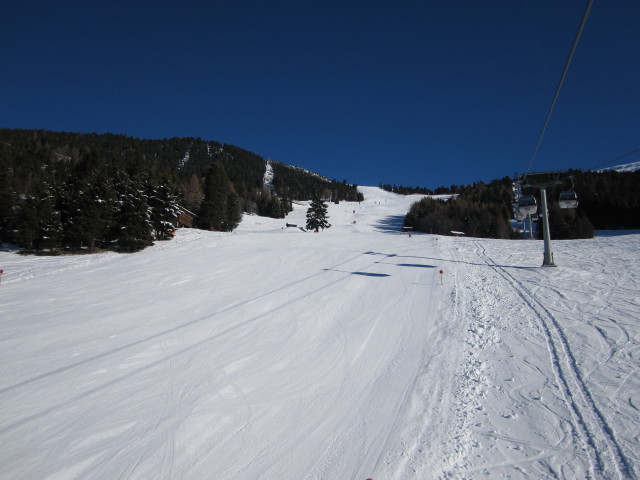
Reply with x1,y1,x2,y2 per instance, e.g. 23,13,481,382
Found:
439,269,443,285
0,269,3,286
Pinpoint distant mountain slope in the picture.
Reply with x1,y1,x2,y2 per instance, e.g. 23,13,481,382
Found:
0,128,360,205
0,128,362,251
596,160,640,173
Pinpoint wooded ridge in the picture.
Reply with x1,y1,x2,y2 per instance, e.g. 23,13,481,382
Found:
0,128,362,252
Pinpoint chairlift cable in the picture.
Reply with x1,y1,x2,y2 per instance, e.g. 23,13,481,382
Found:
525,0,595,174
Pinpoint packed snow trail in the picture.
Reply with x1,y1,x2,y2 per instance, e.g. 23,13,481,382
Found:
384,233,639,479
1,188,639,479
0,189,449,479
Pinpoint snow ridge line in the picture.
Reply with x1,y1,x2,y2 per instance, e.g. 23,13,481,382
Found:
473,240,633,480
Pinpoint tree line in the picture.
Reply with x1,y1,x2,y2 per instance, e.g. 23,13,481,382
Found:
0,152,181,252
0,128,362,253
404,170,640,239
404,177,517,239
379,183,461,196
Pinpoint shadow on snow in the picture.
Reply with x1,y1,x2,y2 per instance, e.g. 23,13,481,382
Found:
322,268,391,278
373,215,407,234
365,251,537,270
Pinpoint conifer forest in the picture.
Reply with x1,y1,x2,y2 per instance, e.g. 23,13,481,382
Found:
0,129,362,253
1,128,637,253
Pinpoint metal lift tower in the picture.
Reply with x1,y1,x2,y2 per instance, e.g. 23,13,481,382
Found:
523,171,564,267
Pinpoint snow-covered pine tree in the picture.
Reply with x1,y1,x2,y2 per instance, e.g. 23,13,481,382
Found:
60,167,116,251
306,194,331,232
112,171,152,252
148,181,180,240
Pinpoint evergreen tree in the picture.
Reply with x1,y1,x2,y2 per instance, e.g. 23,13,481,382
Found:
60,169,115,250
13,180,62,251
0,151,16,243
13,194,39,249
306,195,331,232
198,163,231,231
35,182,63,251
112,171,152,252
148,181,180,240
198,163,227,230
224,188,242,231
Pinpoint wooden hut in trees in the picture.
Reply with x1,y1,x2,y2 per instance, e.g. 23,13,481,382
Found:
176,206,195,228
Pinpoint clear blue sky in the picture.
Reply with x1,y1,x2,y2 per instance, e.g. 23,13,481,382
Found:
1,1,638,188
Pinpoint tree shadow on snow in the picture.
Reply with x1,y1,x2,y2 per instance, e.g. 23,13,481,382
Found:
351,271,391,277
373,215,407,234
373,261,436,269
322,268,390,277
365,251,538,270
395,263,437,268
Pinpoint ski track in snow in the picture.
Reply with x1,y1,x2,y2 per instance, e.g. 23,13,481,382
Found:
1,187,639,479
473,240,630,479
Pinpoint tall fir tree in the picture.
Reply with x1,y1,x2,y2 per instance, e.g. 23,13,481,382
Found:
13,180,62,251
60,169,115,250
112,171,152,252
35,182,63,251
148,181,180,240
198,162,232,231
224,186,243,231
0,152,16,243
306,195,331,232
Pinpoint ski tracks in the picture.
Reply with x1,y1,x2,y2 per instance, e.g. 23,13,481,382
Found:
472,239,634,480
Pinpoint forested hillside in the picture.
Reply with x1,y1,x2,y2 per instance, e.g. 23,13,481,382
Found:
403,170,640,239
0,128,361,252
404,177,517,239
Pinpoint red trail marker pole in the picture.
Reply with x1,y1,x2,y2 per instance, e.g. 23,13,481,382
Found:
439,269,443,285
0,269,4,286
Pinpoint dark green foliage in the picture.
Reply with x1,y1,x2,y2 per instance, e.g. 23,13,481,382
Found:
255,187,291,219
12,181,63,251
405,169,640,239
0,128,365,252
548,203,594,239
60,166,116,250
2,128,638,247
13,194,40,250
565,170,639,230
404,178,515,238
148,182,181,240
271,162,362,203
306,195,331,232
379,183,460,195
380,184,435,195
217,144,266,198
0,130,182,253
197,163,241,232
0,143,17,243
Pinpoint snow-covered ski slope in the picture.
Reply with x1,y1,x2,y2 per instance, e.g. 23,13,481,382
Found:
1,187,639,480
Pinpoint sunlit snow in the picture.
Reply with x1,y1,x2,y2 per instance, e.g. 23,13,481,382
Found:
1,187,638,479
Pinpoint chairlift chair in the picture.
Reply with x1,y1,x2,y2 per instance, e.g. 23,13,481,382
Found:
517,195,537,216
559,190,579,209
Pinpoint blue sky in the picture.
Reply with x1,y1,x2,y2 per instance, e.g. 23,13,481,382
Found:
1,1,638,188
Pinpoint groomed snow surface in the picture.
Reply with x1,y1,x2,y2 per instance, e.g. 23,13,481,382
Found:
1,187,639,480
